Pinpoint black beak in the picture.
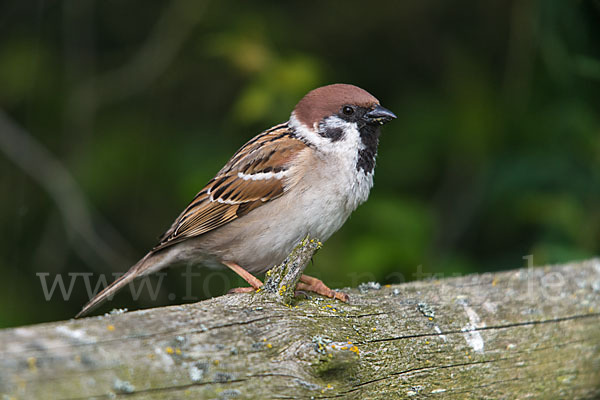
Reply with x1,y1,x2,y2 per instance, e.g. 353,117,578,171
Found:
365,105,397,125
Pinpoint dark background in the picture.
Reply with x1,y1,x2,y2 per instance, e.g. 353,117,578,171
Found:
1,0,599,328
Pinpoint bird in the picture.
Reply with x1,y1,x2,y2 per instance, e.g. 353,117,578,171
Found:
76,83,396,317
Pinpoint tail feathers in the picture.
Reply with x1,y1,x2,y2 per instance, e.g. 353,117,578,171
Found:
75,253,152,318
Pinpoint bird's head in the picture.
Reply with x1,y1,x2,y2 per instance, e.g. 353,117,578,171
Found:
289,83,396,172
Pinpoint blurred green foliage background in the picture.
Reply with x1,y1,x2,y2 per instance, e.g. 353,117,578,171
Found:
0,0,599,327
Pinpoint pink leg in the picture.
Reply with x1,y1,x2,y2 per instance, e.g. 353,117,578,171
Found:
223,261,263,292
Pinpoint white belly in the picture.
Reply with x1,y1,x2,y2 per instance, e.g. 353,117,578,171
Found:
198,151,374,273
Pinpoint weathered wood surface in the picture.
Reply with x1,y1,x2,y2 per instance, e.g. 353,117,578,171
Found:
1,259,599,399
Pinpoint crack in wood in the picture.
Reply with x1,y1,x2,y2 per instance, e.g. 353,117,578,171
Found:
346,358,512,392
359,312,600,345
63,377,251,400
63,372,315,400
297,311,388,319
2,314,280,359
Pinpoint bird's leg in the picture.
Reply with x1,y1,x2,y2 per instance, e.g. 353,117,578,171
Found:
223,261,263,293
297,274,349,302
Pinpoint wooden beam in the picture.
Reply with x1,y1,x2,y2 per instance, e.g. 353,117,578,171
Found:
1,259,599,399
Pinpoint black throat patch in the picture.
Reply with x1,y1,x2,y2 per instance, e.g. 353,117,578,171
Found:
356,123,380,174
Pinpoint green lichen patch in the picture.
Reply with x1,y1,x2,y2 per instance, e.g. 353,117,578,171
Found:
261,235,321,305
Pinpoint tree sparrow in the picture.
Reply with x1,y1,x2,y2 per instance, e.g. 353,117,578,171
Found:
76,84,396,317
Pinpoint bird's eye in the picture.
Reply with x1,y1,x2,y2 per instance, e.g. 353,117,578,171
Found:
342,106,354,115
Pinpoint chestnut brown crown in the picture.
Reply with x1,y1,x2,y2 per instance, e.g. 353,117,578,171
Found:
293,84,380,128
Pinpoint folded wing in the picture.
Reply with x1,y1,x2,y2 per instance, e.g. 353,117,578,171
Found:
153,124,306,252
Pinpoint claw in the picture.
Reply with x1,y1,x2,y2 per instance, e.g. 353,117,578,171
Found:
297,275,349,302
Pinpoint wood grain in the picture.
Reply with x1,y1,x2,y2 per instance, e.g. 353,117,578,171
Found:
1,259,599,399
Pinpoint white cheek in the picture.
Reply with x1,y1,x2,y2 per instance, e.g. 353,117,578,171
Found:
289,114,363,155
289,113,374,211
320,115,365,154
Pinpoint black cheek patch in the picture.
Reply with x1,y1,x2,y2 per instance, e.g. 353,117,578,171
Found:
319,127,344,141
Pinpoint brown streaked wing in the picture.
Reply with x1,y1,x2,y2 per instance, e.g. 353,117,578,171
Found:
152,124,306,252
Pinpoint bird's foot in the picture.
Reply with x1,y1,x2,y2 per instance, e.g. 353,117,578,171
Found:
222,263,347,302
298,274,349,302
